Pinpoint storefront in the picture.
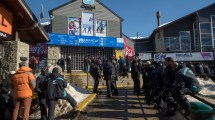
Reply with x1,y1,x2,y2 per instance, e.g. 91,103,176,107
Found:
47,0,124,70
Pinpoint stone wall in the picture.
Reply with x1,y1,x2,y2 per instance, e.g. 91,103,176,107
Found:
48,46,60,65
1,41,29,79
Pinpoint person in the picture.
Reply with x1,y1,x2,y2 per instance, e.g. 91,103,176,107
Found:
118,56,125,75
131,59,141,95
66,56,72,73
103,59,118,97
90,60,101,93
165,57,201,113
57,58,65,72
35,68,49,120
0,71,16,120
11,61,36,120
45,67,77,120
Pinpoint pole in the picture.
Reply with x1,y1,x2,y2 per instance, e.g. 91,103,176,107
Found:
86,71,89,88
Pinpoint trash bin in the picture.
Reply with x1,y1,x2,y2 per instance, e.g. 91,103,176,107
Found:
189,102,215,120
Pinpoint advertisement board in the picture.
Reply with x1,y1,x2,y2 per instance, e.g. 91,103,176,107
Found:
95,20,107,37
139,53,152,61
68,17,80,35
0,7,12,39
154,52,214,61
47,33,124,48
29,43,48,69
82,12,94,36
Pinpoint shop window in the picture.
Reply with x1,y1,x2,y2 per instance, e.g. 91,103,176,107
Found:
201,34,212,46
169,37,180,51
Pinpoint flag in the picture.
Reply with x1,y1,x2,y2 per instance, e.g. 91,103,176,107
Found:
40,4,44,19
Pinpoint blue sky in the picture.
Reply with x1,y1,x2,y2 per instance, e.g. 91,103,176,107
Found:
26,0,215,37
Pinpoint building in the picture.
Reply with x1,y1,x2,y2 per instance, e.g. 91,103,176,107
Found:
0,0,49,78
46,0,125,70
135,3,215,62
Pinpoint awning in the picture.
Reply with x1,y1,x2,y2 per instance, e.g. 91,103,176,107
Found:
0,0,49,43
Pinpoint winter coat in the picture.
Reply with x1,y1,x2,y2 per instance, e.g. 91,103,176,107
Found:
11,66,36,99
45,73,67,100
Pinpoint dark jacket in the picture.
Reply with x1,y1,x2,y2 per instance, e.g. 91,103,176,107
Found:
0,80,11,102
90,64,101,79
174,65,201,90
103,61,115,80
36,72,49,95
46,73,67,100
131,62,140,79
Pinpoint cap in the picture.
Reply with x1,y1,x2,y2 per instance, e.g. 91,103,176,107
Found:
19,61,27,67
52,67,59,73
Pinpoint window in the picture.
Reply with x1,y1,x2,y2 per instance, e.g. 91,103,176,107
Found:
164,37,179,51
180,31,191,51
211,15,215,49
200,22,213,51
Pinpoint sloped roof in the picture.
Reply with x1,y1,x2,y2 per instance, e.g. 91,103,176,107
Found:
1,0,49,42
48,0,123,21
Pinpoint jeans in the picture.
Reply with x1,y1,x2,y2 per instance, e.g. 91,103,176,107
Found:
12,97,32,120
47,94,77,120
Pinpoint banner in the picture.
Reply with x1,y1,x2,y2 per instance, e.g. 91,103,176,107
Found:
0,7,12,39
123,38,134,59
29,43,48,69
116,50,123,60
95,20,107,37
82,12,94,36
139,53,152,60
154,52,214,61
68,17,80,35
47,33,124,48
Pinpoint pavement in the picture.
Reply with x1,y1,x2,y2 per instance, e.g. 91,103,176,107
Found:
73,88,189,120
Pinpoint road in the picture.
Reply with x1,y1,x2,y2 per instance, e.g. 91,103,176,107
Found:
74,88,188,120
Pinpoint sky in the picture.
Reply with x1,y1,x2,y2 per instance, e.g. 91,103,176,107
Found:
25,0,215,38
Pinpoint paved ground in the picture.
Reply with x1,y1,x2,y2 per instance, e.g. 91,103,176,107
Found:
74,88,188,120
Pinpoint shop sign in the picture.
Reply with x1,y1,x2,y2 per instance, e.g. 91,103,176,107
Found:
83,0,94,5
154,52,214,61
47,33,124,48
0,7,12,40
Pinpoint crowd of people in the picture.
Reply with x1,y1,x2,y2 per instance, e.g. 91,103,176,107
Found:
85,54,214,116
1,54,214,119
0,61,77,120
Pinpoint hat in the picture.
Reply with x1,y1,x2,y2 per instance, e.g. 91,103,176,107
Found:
164,57,174,62
19,61,27,67
52,67,59,73
9,71,16,75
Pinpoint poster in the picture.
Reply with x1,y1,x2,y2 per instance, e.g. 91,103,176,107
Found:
95,20,107,37
29,43,48,69
82,12,94,36
68,17,80,35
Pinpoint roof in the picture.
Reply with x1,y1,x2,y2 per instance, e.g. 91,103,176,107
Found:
1,0,49,42
156,3,215,30
49,0,123,21
122,33,135,43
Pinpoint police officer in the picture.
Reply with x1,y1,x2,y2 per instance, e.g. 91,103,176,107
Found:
166,57,201,112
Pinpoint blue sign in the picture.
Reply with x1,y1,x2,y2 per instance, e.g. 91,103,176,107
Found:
83,0,94,5
47,33,124,48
